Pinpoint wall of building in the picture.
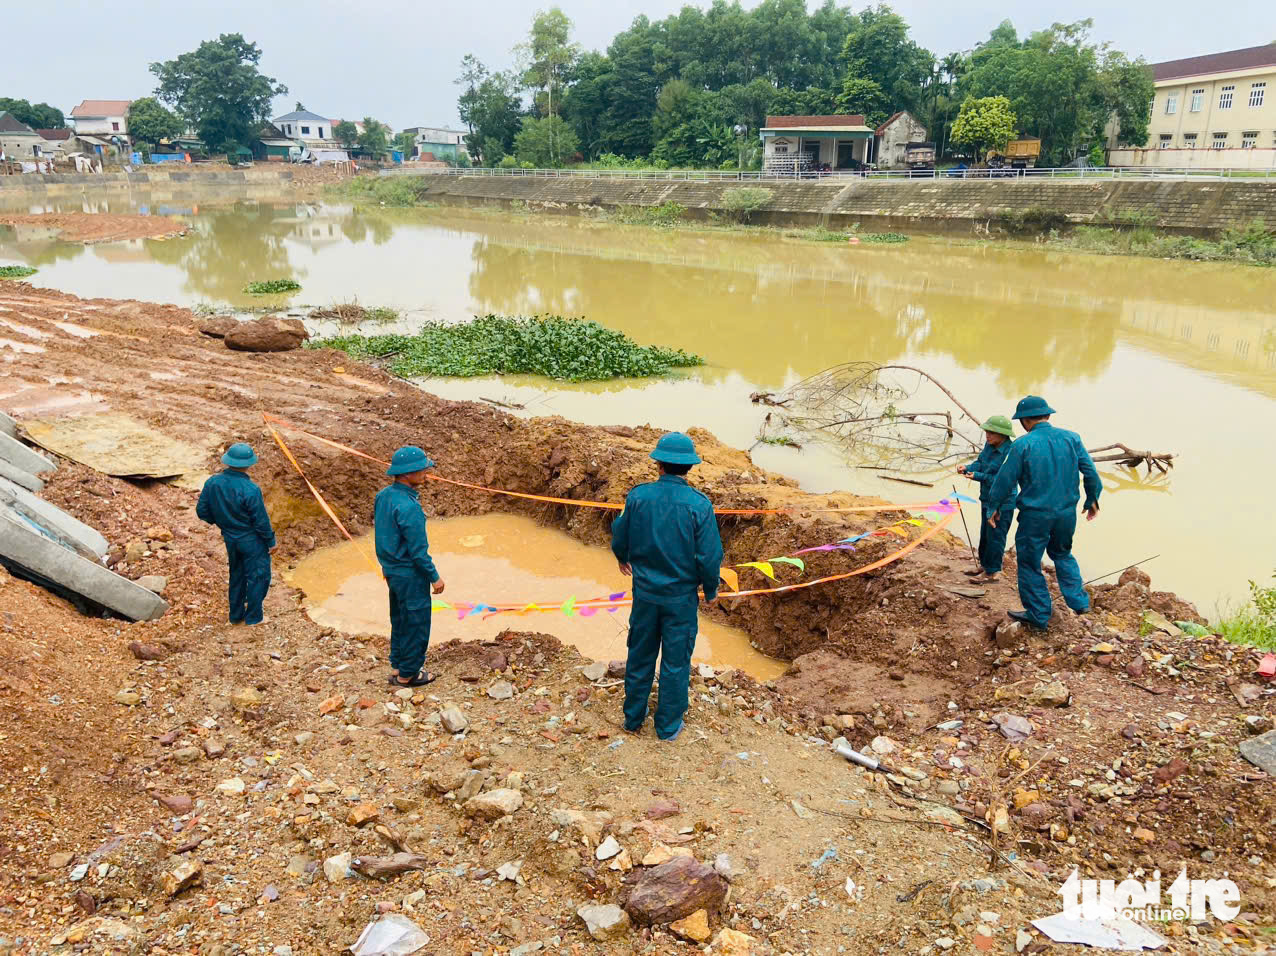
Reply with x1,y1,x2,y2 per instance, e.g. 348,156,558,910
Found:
876,114,927,168
1148,69,1275,150
1,132,43,159
1109,146,1276,170
404,172,1276,235
71,116,127,136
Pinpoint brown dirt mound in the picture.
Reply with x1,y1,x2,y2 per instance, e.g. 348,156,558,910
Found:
0,212,187,243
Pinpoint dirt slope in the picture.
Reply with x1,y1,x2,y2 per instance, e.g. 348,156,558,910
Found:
0,284,1272,952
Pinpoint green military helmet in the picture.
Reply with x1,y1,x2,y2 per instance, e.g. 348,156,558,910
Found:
980,415,1014,438
649,432,702,465
1012,395,1056,419
386,445,436,476
221,442,258,467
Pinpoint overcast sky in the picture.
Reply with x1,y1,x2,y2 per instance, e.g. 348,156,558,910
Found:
6,1,1266,132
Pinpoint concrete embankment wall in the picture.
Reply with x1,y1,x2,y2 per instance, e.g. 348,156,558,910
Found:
0,167,296,207
415,173,1276,235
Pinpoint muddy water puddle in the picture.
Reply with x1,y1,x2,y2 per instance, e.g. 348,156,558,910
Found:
286,513,786,680
7,199,1276,609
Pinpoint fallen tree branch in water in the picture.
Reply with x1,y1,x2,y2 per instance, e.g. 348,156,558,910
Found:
1086,443,1176,474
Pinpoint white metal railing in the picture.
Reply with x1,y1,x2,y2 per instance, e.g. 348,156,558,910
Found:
381,164,1276,183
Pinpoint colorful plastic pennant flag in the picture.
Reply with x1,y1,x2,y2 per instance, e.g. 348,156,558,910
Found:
737,561,777,580
719,567,740,592
769,556,805,572
562,595,577,617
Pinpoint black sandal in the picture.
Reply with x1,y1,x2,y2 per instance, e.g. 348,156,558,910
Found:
395,672,436,688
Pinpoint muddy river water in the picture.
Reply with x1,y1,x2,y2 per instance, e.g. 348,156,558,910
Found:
3,197,1274,617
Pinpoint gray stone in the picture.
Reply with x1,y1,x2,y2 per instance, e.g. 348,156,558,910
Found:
1239,730,1276,776
577,904,630,941
135,575,167,595
487,680,514,701
439,706,468,733
582,661,607,681
595,835,621,861
464,788,523,820
0,457,43,493
0,431,55,476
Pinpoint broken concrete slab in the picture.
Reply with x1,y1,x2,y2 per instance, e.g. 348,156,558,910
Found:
0,430,55,475
0,457,43,493
21,412,205,479
0,475,108,558
0,509,167,621
0,409,16,437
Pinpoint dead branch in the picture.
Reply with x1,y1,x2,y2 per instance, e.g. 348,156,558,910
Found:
750,391,791,407
1087,443,1176,474
873,366,983,429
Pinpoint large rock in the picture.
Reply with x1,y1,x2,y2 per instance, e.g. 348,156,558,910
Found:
577,904,630,941
198,316,238,339
624,855,728,925
464,788,522,820
439,706,469,733
224,316,309,353
710,928,768,954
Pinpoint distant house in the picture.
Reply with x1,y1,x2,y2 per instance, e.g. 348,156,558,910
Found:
1109,42,1276,170
272,110,334,146
254,123,299,162
760,115,874,173
403,126,469,162
874,111,928,168
0,112,42,159
70,99,132,137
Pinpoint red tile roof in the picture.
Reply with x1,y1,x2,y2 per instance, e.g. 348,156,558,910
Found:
764,114,866,128
1153,44,1276,82
37,128,72,140
70,99,132,117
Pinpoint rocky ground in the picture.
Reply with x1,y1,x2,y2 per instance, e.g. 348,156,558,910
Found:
0,283,1273,954
0,214,188,244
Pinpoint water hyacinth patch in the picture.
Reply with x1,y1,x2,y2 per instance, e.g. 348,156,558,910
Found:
244,279,302,295
313,314,704,382
0,265,38,279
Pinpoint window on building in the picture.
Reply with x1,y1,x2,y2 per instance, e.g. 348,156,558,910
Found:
1219,85,1234,109
318,128,324,139
1158,134,1173,148
1165,93,1178,114
1183,133,1198,147
773,144,788,154
1190,89,1204,112
1250,82,1266,108
1242,131,1258,148
1211,132,1228,148
301,126,310,135
111,121,119,131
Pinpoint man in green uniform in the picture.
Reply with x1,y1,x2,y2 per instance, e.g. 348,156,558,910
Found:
987,397,1101,630
611,432,724,741
196,442,276,626
957,415,1016,581
374,446,445,687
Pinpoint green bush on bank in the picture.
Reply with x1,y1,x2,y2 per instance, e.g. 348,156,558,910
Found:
1056,218,1276,265
0,265,38,279
611,201,687,226
313,314,704,382
1217,570,1276,650
325,176,433,207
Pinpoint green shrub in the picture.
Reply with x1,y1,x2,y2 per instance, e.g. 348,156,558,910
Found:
0,265,38,280
997,206,1070,234
612,201,687,227
325,176,432,207
721,187,772,224
1217,570,1276,649
1057,221,1276,266
243,278,301,295
312,314,704,382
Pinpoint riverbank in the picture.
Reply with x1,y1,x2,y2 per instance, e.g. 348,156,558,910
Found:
406,170,1276,237
2,282,1273,951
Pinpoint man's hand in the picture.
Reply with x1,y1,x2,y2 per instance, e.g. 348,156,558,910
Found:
618,562,632,577
956,465,967,475
987,512,999,528
1085,502,1100,522
432,578,446,595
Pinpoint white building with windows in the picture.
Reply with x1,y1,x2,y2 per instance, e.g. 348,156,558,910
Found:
272,110,334,147
1109,43,1276,169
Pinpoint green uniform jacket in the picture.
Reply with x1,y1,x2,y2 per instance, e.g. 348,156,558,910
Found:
196,469,276,546
373,482,440,581
610,474,723,606
965,438,1014,505
988,422,1101,515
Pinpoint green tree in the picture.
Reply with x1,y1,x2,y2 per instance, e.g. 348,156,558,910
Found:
0,98,64,129
150,34,287,152
1097,50,1154,148
951,95,1016,161
513,115,578,167
456,57,524,164
518,8,580,166
126,97,184,148
393,130,416,157
836,4,933,125
333,120,359,149
294,101,306,111
357,117,389,156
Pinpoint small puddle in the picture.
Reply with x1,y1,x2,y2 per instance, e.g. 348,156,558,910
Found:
287,513,786,680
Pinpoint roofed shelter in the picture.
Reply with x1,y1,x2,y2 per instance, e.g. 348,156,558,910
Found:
761,115,874,174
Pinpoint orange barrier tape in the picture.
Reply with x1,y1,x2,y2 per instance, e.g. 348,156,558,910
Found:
261,413,947,517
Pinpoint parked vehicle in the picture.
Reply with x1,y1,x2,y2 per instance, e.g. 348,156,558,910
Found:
988,137,1042,170
904,141,936,173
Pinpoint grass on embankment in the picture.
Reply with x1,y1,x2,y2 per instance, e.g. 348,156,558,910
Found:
1215,572,1276,650
1048,219,1276,266
324,176,434,208
312,314,704,382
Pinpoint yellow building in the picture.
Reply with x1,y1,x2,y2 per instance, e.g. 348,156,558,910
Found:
1109,43,1276,170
